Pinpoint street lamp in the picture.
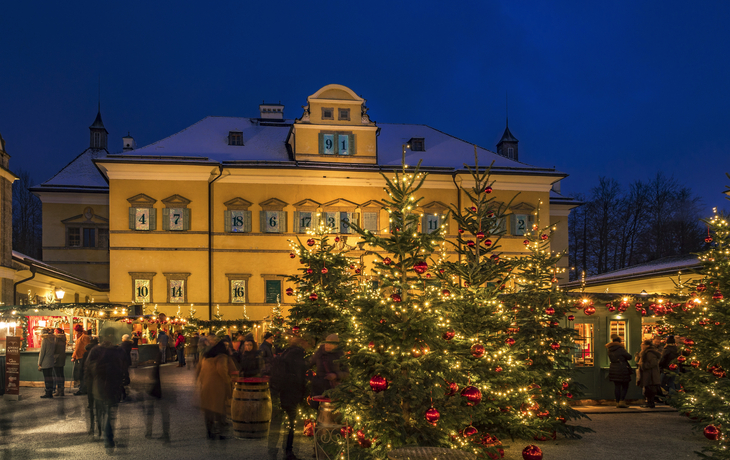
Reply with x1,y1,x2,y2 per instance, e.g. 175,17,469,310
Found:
55,287,65,301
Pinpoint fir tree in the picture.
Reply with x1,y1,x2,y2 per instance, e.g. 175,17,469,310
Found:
660,190,730,459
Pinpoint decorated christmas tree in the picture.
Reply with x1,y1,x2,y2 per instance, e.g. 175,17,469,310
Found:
286,224,358,346
329,160,451,458
660,188,730,458
265,297,289,352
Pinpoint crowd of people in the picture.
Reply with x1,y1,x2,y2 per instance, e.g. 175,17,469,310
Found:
36,326,348,459
607,334,681,408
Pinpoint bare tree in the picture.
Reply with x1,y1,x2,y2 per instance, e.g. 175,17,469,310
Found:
12,169,42,259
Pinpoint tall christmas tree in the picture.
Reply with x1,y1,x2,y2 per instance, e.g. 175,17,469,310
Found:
499,203,591,441
660,191,730,458
329,160,451,458
286,223,358,346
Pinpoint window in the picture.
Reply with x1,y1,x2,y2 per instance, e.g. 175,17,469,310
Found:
127,194,158,231
259,198,288,234
293,199,321,234
573,323,594,367
130,272,156,303
93,132,101,148
227,274,251,303
319,132,355,156
83,228,96,247
223,197,253,233
422,214,441,233
421,202,448,234
262,275,285,304
338,108,350,121
322,108,334,120
67,228,81,247
362,212,379,233
409,138,425,151
610,320,627,345
164,273,190,303
508,147,514,159
228,131,243,146
161,195,191,231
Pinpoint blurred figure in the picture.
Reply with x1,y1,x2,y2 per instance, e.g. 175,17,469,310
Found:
660,335,680,396
309,334,348,408
157,329,169,364
197,333,209,358
53,328,67,396
186,332,200,370
233,333,244,352
259,332,275,376
174,332,186,367
237,335,262,378
130,332,140,368
83,336,102,436
196,340,232,440
37,328,56,399
90,339,126,451
273,335,310,460
71,324,88,388
143,361,170,443
638,339,662,408
606,335,632,408
120,334,133,400
75,332,96,396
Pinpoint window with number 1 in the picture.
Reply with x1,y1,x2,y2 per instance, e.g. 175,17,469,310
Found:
320,132,354,156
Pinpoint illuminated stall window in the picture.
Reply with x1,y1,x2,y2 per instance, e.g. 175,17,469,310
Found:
573,323,595,367
610,320,627,344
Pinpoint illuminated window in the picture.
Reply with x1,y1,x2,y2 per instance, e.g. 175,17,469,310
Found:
610,320,627,344
573,323,594,367
228,131,243,146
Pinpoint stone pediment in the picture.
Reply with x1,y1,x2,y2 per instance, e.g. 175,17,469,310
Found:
127,193,156,206
293,199,321,210
61,213,109,224
359,200,384,209
259,198,288,210
322,198,358,210
161,194,191,208
510,202,536,213
421,201,449,213
224,197,253,210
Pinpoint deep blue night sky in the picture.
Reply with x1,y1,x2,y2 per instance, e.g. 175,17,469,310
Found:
1,1,729,211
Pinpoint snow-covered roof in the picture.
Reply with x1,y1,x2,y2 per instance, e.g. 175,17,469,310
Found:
549,189,583,207
563,254,701,289
32,148,109,192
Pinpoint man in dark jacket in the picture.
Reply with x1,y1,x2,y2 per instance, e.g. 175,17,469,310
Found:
83,337,101,435
638,340,662,408
37,329,56,399
53,328,67,396
309,334,349,409
659,335,680,395
274,335,310,460
259,332,275,376
606,336,633,408
90,340,126,450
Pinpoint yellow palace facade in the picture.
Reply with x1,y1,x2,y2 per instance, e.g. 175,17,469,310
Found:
33,84,579,321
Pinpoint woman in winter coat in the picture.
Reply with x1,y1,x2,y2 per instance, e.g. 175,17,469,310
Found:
174,332,186,367
638,339,662,408
37,329,56,398
606,336,633,408
196,340,232,440
236,337,262,378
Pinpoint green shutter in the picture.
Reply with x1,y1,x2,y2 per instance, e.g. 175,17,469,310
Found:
183,208,191,231
224,210,232,233
129,207,136,230
318,132,324,155
244,211,252,233
162,208,170,231
421,215,427,233
280,211,287,233
260,211,266,233
509,214,517,236
349,133,356,155
352,212,360,232
149,208,157,231
293,211,300,233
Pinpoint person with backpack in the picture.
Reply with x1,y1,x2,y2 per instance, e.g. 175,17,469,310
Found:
269,334,311,460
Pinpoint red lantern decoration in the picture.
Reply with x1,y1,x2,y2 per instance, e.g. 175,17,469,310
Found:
391,293,402,303
442,329,455,340
485,186,493,194
425,407,440,426
321,267,328,274
522,444,543,460
309,293,318,301
704,425,721,441
286,287,294,296
550,342,561,350
461,386,482,406
584,306,596,316
545,307,555,315
413,261,428,274
369,375,388,392
505,337,515,346
307,239,315,246
383,257,392,265
471,343,485,358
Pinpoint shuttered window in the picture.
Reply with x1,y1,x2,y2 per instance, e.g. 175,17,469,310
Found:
224,210,252,233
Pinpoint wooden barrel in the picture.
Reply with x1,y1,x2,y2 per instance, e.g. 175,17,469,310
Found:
231,377,272,439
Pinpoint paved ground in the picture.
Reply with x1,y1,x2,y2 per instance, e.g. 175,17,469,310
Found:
0,364,711,459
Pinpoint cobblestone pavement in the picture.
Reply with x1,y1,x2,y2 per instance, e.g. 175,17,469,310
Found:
0,364,710,460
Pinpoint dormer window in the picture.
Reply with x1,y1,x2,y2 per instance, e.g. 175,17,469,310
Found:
409,138,425,151
338,108,350,121
228,131,243,146
322,108,334,120
508,147,514,159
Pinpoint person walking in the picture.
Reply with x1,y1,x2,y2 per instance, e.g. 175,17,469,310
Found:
75,333,97,396
259,332,275,376
157,329,169,364
53,328,67,396
37,328,56,399
196,340,232,440
273,335,310,460
638,339,662,408
659,335,680,396
606,335,633,408
236,335,261,378
309,334,348,408
72,327,91,389
90,340,126,451
174,332,186,367
186,332,199,370
83,336,102,437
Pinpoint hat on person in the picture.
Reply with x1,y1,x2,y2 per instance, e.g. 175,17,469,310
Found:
610,334,620,341
122,334,130,341
55,328,64,334
264,332,274,340
666,335,676,344
324,333,339,344
244,333,255,342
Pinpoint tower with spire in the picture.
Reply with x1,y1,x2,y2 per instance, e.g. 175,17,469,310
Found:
89,104,108,150
497,118,519,161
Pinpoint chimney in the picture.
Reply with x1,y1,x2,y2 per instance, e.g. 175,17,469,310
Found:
122,132,136,152
259,101,284,121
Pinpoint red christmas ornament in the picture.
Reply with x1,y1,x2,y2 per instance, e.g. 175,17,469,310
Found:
669,363,678,371
525,358,533,366
471,343,485,358
522,444,543,460
292,326,300,334
439,269,445,274
306,268,313,274
355,268,361,274
540,234,548,241
369,375,388,392
391,293,402,302
691,360,700,368
562,381,569,390
286,287,294,296
309,293,318,301
425,407,440,426
383,257,392,265
608,305,616,312
485,186,493,194
442,329,455,340
307,239,315,246
677,356,686,363
321,267,328,274
706,237,713,243
349,264,355,269
568,315,575,321
458,228,465,234
463,426,478,437
470,206,477,212
340,426,353,437
368,341,375,349
545,307,555,315
426,273,432,278
505,337,516,346
413,261,429,274
550,342,561,350
697,284,707,292
565,392,573,399
334,236,340,243
584,306,596,316
704,425,721,441
303,419,315,437
484,239,493,247
461,386,482,406
476,232,485,239
289,253,296,258
446,381,459,396
357,430,372,448
495,366,503,373
713,290,724,300
467,240,476,247
523,239,530,246
442,289,451,297
684,339,695,346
